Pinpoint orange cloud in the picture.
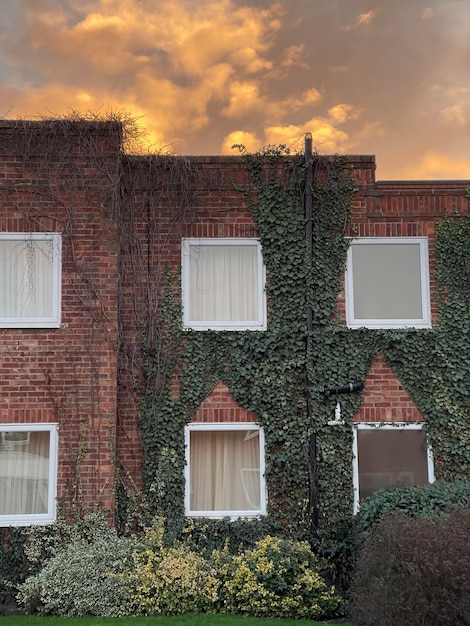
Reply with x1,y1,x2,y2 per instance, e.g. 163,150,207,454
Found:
342,10,378,31
440,106,466,126
328,104,361,124
3,0,289,152
405,152,470,179
421,8,434,19
221,83,321,120
221,130,262,154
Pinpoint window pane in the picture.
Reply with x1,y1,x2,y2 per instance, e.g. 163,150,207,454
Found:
190,430,260,512
357,429,429,500
0,431,51,515
352,243,423,320
188,244,259,322
0,238,55,319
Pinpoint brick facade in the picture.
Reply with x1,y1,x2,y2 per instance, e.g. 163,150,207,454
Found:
0,121,468,522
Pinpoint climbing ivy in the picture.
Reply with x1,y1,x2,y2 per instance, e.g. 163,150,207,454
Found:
134,146,358,539
131,144,470,549
382,210,470,481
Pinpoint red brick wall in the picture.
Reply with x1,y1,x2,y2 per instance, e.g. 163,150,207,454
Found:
0,121,120,516
190,381,257,423
340,178,468,423
1,124,468,520
356,356,423,423
338,179,469,326
117,154,469,483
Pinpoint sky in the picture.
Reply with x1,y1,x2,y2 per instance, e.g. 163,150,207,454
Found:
1,0,470,180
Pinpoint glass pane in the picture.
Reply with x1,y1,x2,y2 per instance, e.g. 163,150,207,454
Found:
0,239,54,318
190,430,260,511
352,243,423,320
357,429,429,500
188,244,258,322
0,431,50,515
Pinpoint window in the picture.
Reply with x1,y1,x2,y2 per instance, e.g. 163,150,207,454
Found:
0,233,61,328
352,423,435,513
182,238,266,330
0,424,58,526
345,237,430,329
184,423,266,518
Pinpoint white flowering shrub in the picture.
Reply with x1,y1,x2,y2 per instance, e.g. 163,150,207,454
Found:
214,535,341,619
17,535,138,617
23,511,117,574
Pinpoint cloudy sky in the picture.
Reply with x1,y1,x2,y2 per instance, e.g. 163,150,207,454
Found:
1,0,469,179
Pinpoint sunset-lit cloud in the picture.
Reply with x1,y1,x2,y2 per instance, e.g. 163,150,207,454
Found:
221,130,262,154
0,0,469,179
327,104,361,124
342,10,378,31
440,105,466,127
221,83,321,120
411,152,470,180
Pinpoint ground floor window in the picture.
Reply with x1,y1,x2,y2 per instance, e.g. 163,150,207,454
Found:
184,423,266,518
0,423,58,526
352,423,434,513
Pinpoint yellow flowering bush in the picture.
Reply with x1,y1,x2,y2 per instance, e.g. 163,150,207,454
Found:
214,535,341,619
130,522,219,615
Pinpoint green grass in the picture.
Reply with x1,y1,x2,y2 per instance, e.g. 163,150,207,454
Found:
0,615,352,626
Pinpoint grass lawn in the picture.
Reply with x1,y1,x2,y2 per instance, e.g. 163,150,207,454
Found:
0,615,352,626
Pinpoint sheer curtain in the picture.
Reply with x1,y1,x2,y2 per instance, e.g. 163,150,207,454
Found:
0,431,50,515
0,238,53,319
190,430,261,512
188,244,259,322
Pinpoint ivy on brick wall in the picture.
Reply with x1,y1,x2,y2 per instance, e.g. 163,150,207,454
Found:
382,210,470,481
133,144,470,550
133,146,361,540
6,116,466,549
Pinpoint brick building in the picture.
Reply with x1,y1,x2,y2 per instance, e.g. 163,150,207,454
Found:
0,120,468,528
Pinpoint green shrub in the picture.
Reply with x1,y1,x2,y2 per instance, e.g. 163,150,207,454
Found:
131,545,219,615
17,533,139,617
0,528,27,615
351,507,470,626
22,511,116,574
176,515,290,557
356,480,470,533
129,521,219,615
215,535,341,619
325,480,470,601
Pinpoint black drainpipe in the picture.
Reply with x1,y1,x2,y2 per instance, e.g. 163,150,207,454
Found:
304,134,319,531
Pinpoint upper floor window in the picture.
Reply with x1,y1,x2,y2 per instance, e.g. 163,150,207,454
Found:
182,238,266,330
345,237,431,329
0,233,62,328
184,423,267,518
352,423,435,513
0,423,58,526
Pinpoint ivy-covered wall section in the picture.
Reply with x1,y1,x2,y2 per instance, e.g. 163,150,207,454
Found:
118,144,470,544
2,119,467,547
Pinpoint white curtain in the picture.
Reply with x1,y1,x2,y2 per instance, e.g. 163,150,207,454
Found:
188,244,258,322
0,431,50,515
190,430,261,512
0,239,53,319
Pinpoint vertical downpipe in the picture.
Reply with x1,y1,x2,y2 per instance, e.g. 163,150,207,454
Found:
304,133,319,531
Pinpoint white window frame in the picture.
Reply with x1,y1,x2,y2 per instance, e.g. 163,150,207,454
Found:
0,233,62,328
352,423,435,514
184,422,267,518
182,238,266,331
345,237,431,329
0,423,58,526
